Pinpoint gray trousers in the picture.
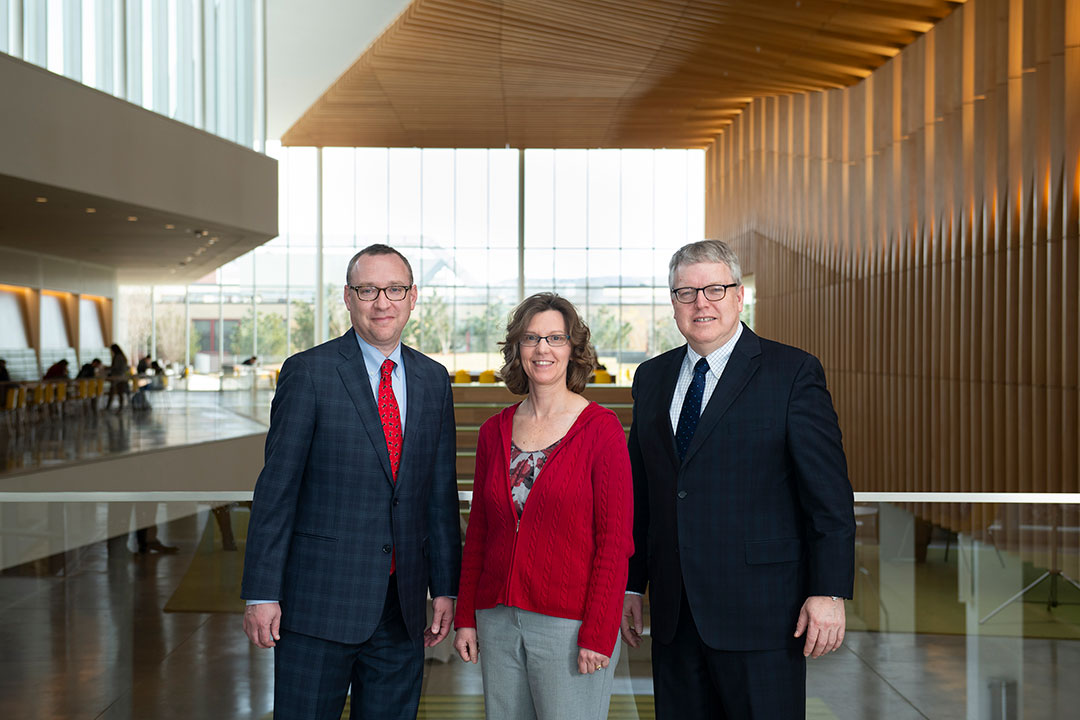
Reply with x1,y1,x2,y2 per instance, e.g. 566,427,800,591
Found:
476,604,621,720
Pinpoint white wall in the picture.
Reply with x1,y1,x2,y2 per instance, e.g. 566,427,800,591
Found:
39,294,68,348
0,52,277,238
0,246,117,297
266,0,409,139
79,297,104,349
0,291,28,348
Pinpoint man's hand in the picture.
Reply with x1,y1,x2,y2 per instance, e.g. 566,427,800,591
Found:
243,602,281,648
453,627,479,663
620,594,644,648
424,596,455,647
794,595,846,658
577,648,611,675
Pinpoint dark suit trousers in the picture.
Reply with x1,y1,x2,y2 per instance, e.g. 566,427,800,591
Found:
272,576,423,720
652,588,805,720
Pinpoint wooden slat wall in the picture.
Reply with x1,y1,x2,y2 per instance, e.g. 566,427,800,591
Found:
705,0,1080,504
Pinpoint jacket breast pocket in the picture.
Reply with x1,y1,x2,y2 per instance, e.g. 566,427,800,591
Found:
744,537,802,565
293,530,338,543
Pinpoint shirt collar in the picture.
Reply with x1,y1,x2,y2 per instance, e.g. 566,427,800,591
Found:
685,321,743,376
354,331,403,377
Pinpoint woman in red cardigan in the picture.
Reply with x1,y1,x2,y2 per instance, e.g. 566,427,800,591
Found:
453,292,634,720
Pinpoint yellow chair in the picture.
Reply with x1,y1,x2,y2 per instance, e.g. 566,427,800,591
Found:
14,386,27,430
2,386,16,432
73,380,87,414
593,368,613,384
478,369,497,384
91,378,105,412
43,382,59,419
26,383,45,422
452,369,471,384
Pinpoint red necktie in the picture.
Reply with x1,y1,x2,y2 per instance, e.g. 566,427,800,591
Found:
378,358,402,574
378,358,402,480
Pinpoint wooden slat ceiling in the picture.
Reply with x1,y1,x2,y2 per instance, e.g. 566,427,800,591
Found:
282,0,963,149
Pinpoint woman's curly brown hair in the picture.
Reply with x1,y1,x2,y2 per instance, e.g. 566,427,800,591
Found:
498,293,598,395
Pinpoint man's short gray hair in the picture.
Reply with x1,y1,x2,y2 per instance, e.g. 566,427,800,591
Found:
668,239,742,288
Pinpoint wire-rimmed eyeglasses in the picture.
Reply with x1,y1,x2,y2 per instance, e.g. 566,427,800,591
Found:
348,285,413,302
670,283,739,304
520,333,569,347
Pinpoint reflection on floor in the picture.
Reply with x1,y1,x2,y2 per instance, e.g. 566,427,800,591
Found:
2,509,1078,719
0,391,271,477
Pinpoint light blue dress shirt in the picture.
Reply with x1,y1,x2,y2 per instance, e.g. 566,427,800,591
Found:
355,333,407,432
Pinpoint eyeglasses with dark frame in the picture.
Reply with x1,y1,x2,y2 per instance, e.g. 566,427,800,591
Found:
670,283,739,304
520,333,570,347
348,285,413,302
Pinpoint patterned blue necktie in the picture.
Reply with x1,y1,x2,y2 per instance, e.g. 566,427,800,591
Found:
675,357,710,461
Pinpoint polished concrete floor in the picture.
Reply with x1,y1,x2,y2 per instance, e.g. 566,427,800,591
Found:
1,390,271,477
2,508,1078,719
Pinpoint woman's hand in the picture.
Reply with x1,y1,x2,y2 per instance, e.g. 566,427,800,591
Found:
453,627,479,663
577,648,611,675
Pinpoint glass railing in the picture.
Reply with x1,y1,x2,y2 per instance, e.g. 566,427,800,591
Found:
0,491,1075,718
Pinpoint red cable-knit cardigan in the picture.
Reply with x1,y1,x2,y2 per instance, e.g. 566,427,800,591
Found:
454,401,634,656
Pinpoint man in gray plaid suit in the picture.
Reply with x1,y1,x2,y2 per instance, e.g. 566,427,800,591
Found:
242,244,461,719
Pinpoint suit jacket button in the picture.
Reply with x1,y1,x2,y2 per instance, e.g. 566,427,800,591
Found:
382,544,392,553
393,498,400,506
677,490,687,499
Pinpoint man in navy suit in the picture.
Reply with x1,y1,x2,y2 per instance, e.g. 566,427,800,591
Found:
620,240,855,718
242,244,461,719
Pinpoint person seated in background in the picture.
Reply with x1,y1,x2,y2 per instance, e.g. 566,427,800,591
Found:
0,358,12,396
136,354,152,374
43,359,70,380
76,358,103,379
148,360,167,391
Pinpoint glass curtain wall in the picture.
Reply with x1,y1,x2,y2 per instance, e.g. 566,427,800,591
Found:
525,149,704,382
2,0,260,149
145,144,705,384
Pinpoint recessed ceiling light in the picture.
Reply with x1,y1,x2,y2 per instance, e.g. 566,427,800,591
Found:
35,197,48,203
184,256,193,263
164,223,175,230
85,208,96,213
207,237,218,245
194,247,205,256
127,216,138,222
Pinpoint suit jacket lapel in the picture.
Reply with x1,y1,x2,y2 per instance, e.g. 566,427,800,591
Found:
682,326,762,467
336,330,395,485
399,345,426,481
653,347,684,468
